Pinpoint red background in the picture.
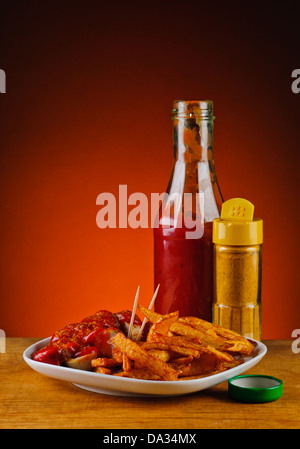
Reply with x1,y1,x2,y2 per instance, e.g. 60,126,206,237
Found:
0,2,299,338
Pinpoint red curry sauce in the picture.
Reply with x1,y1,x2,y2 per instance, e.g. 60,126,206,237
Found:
32,310,142,366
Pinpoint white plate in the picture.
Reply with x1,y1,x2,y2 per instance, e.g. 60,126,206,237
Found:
23,337,267,397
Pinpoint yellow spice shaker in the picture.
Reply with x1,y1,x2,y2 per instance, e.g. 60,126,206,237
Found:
212,198,263,340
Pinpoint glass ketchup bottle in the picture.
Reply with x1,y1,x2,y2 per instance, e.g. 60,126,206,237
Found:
154,100,223,321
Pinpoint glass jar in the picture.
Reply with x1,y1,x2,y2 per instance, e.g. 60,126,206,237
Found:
212,198,263,340
154,100,223,321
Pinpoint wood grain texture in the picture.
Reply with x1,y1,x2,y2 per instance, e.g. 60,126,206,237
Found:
0,339,299,429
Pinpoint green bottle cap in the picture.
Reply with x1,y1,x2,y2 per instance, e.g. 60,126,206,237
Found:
228,375,283,403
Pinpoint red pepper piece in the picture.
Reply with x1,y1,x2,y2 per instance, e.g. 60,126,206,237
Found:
33,345,63,366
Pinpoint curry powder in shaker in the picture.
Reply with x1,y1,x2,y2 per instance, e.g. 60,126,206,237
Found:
212,198,263,340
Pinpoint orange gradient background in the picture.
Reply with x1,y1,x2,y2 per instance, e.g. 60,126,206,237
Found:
0,2,299,338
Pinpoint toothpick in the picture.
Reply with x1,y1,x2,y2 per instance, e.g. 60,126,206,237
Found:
136,284,160,342
127,285,140,340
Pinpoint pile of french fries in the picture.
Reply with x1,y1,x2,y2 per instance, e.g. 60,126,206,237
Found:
91,306,255,381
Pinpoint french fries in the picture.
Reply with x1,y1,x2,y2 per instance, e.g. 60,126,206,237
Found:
176,317,254,356
111,332,178,381
87,306,255,381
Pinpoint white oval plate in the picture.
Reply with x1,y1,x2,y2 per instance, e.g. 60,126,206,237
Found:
23,337,267,397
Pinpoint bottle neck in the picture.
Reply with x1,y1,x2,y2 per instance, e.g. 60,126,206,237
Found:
163,101,223,224
173,117,214,163
172,100,214,163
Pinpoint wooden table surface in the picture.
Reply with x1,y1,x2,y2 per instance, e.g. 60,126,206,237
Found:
0,338,299,429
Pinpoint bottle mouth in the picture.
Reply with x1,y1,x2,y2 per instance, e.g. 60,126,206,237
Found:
172,100,214,120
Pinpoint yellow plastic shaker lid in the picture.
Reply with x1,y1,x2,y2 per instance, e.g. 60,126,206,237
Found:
213,198,263,246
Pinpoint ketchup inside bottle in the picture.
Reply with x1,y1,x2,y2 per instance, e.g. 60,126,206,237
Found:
154,221,214,321
154,101,223,321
